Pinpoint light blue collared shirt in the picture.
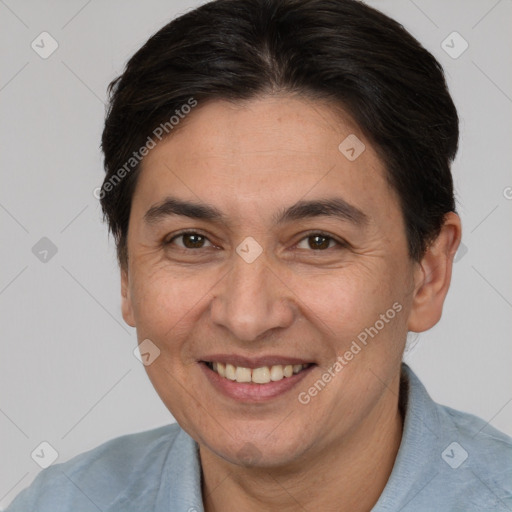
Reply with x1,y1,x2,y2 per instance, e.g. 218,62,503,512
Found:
6,364,512,511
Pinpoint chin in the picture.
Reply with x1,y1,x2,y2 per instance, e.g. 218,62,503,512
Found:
201,428,311,469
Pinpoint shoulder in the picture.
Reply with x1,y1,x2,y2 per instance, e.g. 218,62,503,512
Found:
440,402,512,470
5,423,182,512
412,364,512,511
404,364,512,464
433,403,512,510
403,365,512,510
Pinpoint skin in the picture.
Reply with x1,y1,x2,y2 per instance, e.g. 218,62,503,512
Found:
120,94,461,512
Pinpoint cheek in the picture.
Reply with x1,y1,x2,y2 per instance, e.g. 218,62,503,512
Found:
301,264,396,332
304,265,409,375
129,263,225,364
129,269,206,405
130,265,197,339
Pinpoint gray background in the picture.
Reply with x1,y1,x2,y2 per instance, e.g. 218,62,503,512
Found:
1,0,511,508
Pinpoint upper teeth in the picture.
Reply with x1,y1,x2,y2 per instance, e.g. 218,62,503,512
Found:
209,362,308,384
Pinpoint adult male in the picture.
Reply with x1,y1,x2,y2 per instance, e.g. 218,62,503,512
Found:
7,0,512,510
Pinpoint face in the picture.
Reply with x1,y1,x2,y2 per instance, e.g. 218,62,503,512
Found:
121,95,419,468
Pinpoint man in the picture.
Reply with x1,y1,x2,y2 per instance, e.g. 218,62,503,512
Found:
7,0,512,511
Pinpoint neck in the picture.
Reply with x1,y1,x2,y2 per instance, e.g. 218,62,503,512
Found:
200,374,404,512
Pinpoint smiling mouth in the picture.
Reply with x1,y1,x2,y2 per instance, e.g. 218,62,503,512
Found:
204,361,313,384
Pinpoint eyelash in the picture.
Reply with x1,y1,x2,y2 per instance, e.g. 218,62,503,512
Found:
165,230,348,252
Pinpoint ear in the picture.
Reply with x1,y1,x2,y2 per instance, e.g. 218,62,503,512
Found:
121,267,136,327
408,212,462,332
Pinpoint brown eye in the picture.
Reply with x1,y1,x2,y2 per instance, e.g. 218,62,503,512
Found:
167,232,213,250
309,235,331,250
296,233,339,251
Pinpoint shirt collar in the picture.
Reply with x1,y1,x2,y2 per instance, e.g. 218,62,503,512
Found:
372,362,447,511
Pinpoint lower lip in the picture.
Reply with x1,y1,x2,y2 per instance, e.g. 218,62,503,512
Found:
199,363,316,403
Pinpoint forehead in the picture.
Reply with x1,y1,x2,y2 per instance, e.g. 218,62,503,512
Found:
133,95,401,231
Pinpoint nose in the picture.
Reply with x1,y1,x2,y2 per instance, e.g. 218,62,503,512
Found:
210,249,296,342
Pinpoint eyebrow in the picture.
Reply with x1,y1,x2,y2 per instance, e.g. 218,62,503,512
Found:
143,196,368,227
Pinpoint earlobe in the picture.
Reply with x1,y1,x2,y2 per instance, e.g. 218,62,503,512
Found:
408,212,462,333
121,268,136,328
